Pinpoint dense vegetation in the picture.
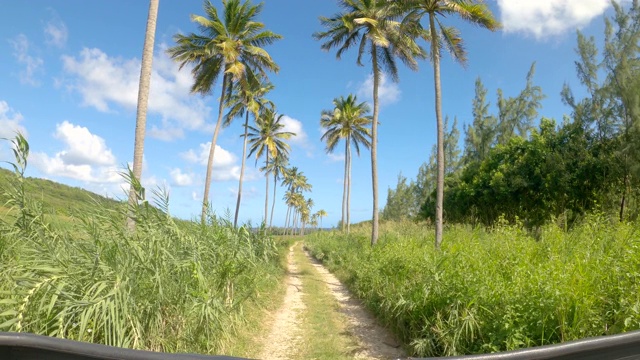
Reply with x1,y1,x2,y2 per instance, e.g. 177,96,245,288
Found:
306,219,640,357
0,135,283,354
383,2,640,230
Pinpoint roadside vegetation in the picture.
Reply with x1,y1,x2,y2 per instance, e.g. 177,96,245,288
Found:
0,134,285,355
306,219,640,357
307,3,640,357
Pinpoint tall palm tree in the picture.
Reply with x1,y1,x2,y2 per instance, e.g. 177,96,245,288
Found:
321,94,372,233
167,0,281,223
300,198,314,235
402,0,499,248
289,192,305,236
127,0,159,231
315,209,327,230
261,153,289,229
224,69,274,227
247,108,294,224
315,0,425,245
282,169,311,235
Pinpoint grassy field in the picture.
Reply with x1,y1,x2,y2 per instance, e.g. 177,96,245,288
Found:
0,139,289,355
305,218,640,357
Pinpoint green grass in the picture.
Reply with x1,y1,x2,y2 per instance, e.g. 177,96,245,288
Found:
305,218,640,357
0,135,287,355
216,236,295,358
0,167,123,217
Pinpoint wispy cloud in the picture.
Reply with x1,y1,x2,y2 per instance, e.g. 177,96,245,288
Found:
9,34,44,86
180,142,244,181
170,168,194,186
357,73,400,107
497,0,616,39
44,16,68,48
0,101,27,139
60,44,212,141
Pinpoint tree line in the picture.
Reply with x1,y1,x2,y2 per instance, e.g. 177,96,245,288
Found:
383,1,640,230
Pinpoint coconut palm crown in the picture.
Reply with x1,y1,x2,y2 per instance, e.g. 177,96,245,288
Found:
167,0,281,223
314,0,426,245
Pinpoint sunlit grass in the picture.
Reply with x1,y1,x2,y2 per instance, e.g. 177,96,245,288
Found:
306,218,640,357
0,134,285,355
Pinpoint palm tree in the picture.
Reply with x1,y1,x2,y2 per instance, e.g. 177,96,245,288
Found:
127,0,159,231
167,0,281,223
300,198,314,235
289,192,305,236
261,152,289,229
247,108,294,224
282,167,312,234
283,189,296,234
315,0,425,245
225,69,274,227
315,209,327,230
402,0,499,248
321,94,372,233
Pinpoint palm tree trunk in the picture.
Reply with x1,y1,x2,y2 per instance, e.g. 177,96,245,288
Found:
233,111,250,228
269,171,277,229
346,135,352,234
291,210,296,235
264,152,269,225
341,140,348,231
430,13,445,249
284,204,291,234
201,72,230,224
370,44,380,246
127,0,158,232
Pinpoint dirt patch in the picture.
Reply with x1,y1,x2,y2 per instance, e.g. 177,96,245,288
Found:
305,251,406,360
258,245,305,360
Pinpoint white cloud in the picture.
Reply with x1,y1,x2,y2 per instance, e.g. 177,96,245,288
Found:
497,0,614,39
9,34,44,86
280,115,308,145
357,73,400,106
61,45,212,141
170,168,194,186
327,153,344,162
44,18,68,48
228,185,258,202
30,121,121,184
180,142,241,181
0,101,27,139
53,121,116,166
148,125,184,141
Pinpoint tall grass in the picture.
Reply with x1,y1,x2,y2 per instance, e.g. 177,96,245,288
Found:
306,218,640,357
0,134,281,354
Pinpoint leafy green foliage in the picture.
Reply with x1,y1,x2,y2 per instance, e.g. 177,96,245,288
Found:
426,118,610,228
306,220,640,357
0,136,281,354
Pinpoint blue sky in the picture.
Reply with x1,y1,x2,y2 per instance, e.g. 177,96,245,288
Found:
0,0,625,227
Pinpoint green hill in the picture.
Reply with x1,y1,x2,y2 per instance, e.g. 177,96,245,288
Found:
0,167,124,218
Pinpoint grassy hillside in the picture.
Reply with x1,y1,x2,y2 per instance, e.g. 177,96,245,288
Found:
0,154,285,355
0,167,123,218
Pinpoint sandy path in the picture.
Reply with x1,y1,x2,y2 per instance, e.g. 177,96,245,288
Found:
305,251,406,360
258,245,305,360
259,243,405,360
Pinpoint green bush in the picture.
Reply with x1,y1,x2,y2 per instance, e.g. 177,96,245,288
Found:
306,219,640,357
